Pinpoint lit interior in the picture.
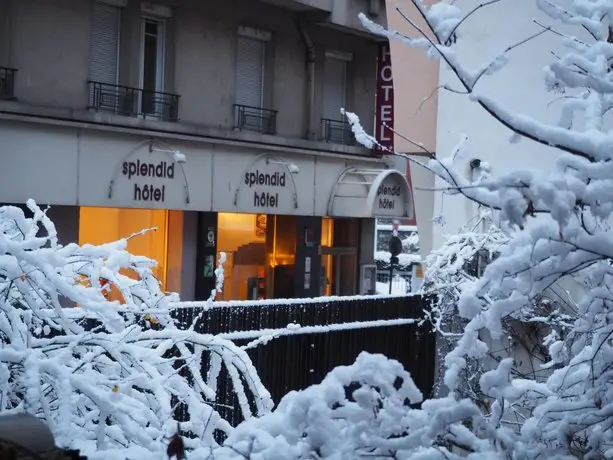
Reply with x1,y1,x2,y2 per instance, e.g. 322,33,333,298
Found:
269,216,296,268
320,217,334,296
216,212,266,301
78,207,176,295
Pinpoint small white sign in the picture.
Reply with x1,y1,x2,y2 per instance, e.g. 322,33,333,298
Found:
305,256,311,274
304,273,311,289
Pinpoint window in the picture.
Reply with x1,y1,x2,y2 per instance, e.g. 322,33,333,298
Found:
323,54,347,121
89,1,120,85
78,207,184,296
322,51,352,144
235,35,265,109
141,18,165,115
216,213,267,301
234,27,276,133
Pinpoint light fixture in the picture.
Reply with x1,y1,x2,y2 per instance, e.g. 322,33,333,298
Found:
266,158,299,174
149,144,186,164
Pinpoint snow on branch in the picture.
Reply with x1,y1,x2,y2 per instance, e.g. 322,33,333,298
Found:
342,0,613,457
0,201,272,455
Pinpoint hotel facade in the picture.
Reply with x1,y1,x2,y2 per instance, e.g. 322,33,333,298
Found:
0,0,415,301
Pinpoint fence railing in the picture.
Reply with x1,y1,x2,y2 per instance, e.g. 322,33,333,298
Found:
0,67,17,100
321,118,354,145
233,104,277,134
171,294,434,435
49,294,434,442
88,81,180,121
376,270,413,295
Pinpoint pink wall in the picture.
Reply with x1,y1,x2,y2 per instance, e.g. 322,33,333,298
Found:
385,0,439,257
386,0,438,152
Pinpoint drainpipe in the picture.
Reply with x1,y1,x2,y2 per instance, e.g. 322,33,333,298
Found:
297,15,316,140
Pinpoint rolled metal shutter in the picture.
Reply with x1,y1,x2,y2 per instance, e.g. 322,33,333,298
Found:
235,36,264,108
323,56,346,121
89,2,120,84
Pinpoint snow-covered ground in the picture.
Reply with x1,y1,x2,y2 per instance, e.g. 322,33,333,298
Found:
376,277,409,295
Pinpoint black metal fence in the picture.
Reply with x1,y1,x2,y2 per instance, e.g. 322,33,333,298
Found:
88,81,180,121
376,270,413,294
321,118,354,145
233,104,277,134
0,67,17,100
171,294,435,435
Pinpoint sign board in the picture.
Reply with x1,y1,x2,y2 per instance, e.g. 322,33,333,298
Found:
375,41,394,154
372,173,409,218
107,144,188,208
234,157,298,214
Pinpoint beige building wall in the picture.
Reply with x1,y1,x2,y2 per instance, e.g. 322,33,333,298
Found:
385,0,438,259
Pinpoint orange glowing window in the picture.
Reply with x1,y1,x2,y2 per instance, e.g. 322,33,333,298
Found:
78,207,180,294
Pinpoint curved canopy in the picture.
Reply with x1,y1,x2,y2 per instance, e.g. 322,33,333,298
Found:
327,168,414,219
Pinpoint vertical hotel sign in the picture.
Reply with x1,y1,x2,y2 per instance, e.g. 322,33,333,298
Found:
375,41,394,154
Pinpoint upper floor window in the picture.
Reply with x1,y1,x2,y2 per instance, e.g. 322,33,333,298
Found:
89,1,121,85
88,1,179,122
322,50,353,145
141,17,165,115
234,26,276,134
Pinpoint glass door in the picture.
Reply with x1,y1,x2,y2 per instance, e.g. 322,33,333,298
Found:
140,18,165,116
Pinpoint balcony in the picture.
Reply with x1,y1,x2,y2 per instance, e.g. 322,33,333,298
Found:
88,81,180,122
259,0,332,12
233,104,277,135
0,67,17,100
321,118,354,146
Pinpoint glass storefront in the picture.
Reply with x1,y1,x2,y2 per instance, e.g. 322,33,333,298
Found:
78,207,184,295
216,213,267,301
77,206,363,302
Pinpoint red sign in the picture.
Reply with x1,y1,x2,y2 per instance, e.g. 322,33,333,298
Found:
375,41,394,154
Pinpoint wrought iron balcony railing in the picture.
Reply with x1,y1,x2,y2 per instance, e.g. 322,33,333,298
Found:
321,118,354,146
88,81,180,121
0,67,17,100
233,104,277,135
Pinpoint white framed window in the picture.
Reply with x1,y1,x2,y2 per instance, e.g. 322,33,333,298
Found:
140,17,166,115
140,17,165,94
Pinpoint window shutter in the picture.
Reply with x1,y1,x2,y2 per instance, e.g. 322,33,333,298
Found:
323,56,347,121
235,36,264,108
89,2,120,85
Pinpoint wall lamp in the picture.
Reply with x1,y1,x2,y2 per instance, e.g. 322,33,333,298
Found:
266,158,300,174
149,144,187,164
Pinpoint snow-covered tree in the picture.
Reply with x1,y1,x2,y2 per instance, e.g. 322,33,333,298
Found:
422,212,575,409
338,0,613,457
0,200,272,455
422,213,508,403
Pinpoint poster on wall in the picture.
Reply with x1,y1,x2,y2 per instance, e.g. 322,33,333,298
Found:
255,214,267,238
203,255,215,278
205,227,216,248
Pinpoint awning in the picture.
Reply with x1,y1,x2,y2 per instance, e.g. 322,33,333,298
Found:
327,167,414,219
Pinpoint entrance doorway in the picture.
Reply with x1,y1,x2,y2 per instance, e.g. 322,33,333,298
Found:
319,217,359,296
320,247,357,296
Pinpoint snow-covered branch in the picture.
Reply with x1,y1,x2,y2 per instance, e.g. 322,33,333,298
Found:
343,1,613,457
0,201,272,455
